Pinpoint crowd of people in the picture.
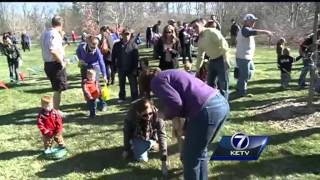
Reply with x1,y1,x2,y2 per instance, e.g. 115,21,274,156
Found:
0,12,315,179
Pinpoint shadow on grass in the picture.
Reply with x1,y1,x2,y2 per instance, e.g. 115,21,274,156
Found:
36,146,162,179
210,154,320,179
0,150,42,160
0,101,127,126
268,127,320,145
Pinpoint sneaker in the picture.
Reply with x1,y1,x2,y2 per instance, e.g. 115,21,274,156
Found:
101,106,108,112
117,99,125,103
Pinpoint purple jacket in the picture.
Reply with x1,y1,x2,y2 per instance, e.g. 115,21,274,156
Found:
76,43,108,78
151,69,218,119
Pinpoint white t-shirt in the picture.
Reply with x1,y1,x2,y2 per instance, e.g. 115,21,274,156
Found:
40,28,64,62
235,27,257,61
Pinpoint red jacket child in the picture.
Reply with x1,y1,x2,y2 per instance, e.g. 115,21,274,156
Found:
82,79,101,101
37,108,63,138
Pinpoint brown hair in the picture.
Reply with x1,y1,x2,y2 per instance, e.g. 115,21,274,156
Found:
138,68,161,98
162,25,178,44
52,15,63,27
132,98,154,114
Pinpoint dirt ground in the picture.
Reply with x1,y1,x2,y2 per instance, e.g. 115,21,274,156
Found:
254,98,320,131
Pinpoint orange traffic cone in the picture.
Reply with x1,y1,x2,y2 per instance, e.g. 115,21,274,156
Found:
0,81,9,89
19,72,26,81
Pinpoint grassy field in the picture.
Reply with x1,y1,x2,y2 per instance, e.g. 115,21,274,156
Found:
0,43,319,180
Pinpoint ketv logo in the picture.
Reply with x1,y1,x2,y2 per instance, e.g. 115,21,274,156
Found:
211,133,268,161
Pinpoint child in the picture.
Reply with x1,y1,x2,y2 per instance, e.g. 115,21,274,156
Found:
82,69,100,118
37,96,65,150
278,48,295,89
2,37,21,83
276,37,286,60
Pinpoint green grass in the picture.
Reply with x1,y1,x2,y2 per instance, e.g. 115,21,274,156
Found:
0,43,319,179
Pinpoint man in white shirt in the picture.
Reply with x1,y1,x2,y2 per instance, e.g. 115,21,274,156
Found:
40,15,68,112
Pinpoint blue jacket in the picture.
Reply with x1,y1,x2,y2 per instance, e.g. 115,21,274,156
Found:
76,43,109,78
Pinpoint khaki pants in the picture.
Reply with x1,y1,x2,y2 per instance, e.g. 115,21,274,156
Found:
42,133,65,149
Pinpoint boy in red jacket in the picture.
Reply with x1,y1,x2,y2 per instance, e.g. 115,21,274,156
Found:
82,69,101,118
37,95,65,150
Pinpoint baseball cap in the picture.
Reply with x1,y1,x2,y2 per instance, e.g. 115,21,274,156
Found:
168,19,176,24
243,14,258,21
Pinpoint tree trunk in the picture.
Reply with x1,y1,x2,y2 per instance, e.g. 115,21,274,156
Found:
308,2,320,106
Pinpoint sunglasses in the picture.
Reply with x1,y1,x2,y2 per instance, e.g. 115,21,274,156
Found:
141,112,153,118
165,31,173,34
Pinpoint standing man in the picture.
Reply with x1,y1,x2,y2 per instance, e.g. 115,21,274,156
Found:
179,22,193,65
191,18,230,100
40,15,68,113
235,14,272,97
230,19,240,47
112,28,139,103
152,20,161,35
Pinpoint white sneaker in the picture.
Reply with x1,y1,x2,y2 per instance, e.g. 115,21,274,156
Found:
117,99,124,103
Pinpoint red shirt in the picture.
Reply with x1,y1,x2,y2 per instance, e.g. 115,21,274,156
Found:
37,109,63,137
82,79,100,100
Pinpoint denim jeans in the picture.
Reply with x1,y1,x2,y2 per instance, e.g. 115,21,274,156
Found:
183,92,230,180
281,72,291,88
132,138,156,161
87,99,97,117
118,70,138,101
236,58,255,96
298,65,312,86
207,56,229,100
81,65,107,110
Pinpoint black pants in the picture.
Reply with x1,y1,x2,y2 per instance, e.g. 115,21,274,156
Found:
182,43,192,64
7,58,19,81
118,70,138,101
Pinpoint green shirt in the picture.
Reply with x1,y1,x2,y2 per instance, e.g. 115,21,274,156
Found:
196,28,229,71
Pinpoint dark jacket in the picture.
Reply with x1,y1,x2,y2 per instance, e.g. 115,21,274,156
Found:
111,38,139,74
155,37,181,70
230,23,240,37
146,27,152,40
278,54,294,73
3,43,20,61
123,104,167,160
152,24,160,34
178,28,191,46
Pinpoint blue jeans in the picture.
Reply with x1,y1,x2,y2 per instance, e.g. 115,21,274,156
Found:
87,99,97,117
298,65,312,86
81,65,107,110
183,93,230,180
132,138,156,161
236,58,255,96
207,56,229,100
